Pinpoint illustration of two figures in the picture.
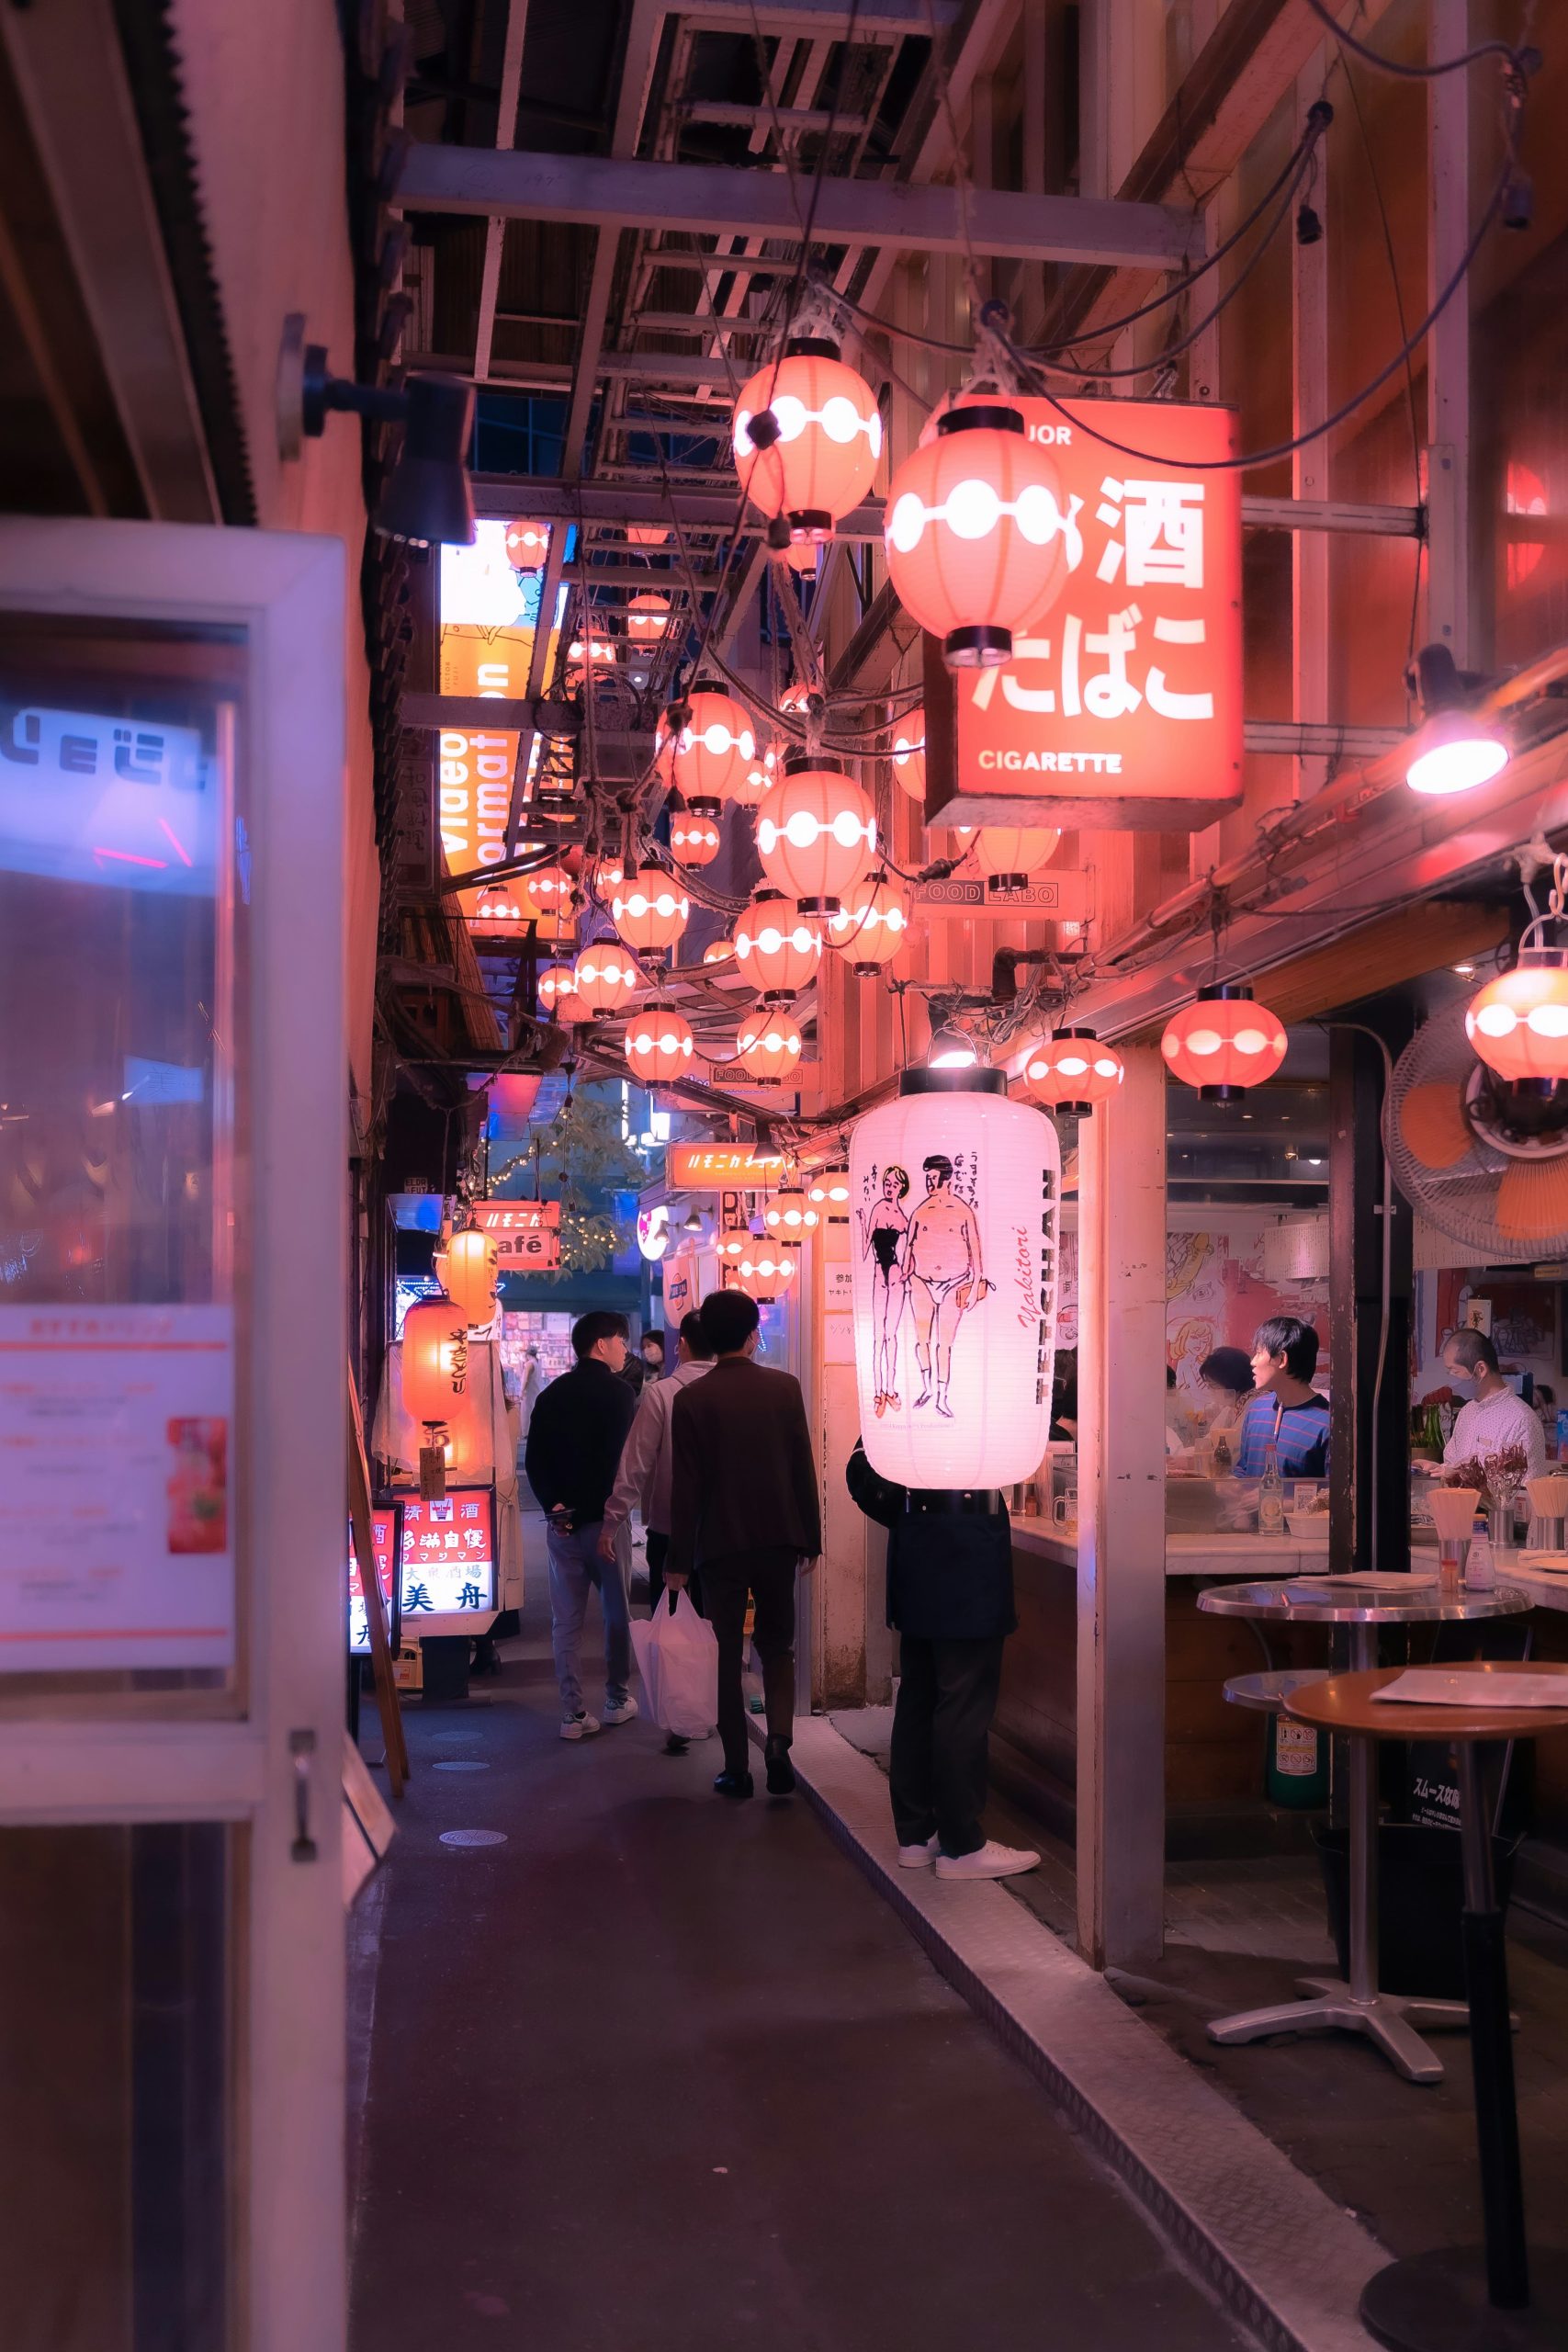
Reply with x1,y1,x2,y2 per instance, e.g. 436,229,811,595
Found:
860,1156,992,1419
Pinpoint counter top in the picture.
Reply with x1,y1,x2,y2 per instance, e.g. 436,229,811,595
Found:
1010,1522,1333,1579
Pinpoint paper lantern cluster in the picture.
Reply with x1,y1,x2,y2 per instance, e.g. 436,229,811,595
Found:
1161,985,1287,1101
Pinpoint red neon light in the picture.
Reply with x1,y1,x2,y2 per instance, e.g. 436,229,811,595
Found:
157,817,194,866
93,846,168,868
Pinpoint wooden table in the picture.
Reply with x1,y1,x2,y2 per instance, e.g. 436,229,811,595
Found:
1285,1663,1568,2351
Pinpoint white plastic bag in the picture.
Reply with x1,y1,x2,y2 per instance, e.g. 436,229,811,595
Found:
630,1589,718,1738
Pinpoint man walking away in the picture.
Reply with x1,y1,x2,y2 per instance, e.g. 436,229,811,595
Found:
668,1290,821,1801
599,1308,716,1752
847,1441,1040,1881
525,1311,640,1741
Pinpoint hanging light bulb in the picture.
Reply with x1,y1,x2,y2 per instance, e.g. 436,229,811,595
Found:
765,1181,819,1238
889,705,926,800
972,826,1061,893
667,685,756,815
724,1245,796,1301
445,1227,500,1325
927,1021,979,1070
733,888,823,1001
669,805,723,868
736,1012,804,1086
827,872,910,976
538,959,587,1023
1404,643,1509,797
732,338,882,544
884,405,1076,668
521,861,575,922
755,756,877,915
1022,1030,1125,1117
572,939,641,1016
1161,984,1288,1101
624,1001,695,1084
807,1161,851,1213
611,862,690,960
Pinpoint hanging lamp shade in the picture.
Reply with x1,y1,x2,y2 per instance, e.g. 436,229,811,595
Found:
504,519,552,570
732,341,882,544
1161,983,1287,1101
890,706,927,800
733,888,823,1001
446,1227,500,1325
738,736,782,808
736,1011,803,1086
973,826,1061,892
1022,1029,1124,1117
626,592,671,640
755,757,877,914
808,1161,851,1212
611,862,690,958
826,871,910,975
885,406,1075,669
850,1064,1060,1488
764,1182,819,1238
624,1001,695,1084
1466,949,1568,1082
401,1296,471,1426
724,1245,796,1301
539,959,586,1022
521,861,575,922
668,806,722,868
669,687,756,814
572,940,641,1016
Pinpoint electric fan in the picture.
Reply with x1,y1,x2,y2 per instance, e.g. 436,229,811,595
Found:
1386,1002,1568,1259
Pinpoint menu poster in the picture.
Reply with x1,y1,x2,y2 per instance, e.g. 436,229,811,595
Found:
394,1487,497,1619
0,1303,237,1671
348,1506,400,1656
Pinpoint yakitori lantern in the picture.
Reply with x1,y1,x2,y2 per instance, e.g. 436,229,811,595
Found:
755,757,876,914
624,1001,695,1085
807,1161,851,1214
736,1012,803,1086
626,592,671,640
765,1182,819,1238
827,871,910,975
669,806,722,867
885,405,1075,668
1022,1029,1124,1117
539,960,586,1023
973,826,1061,891
784,541,818,576
1161,983,1288,1101
572,939,641,1016
734,889,823,1001
716,1223,750,1261
504,519,551,570
669,687,756,814
446,1227,500,1325
890,705,926,800
400,1295,472,1497
724,1245,796,1301
732,340,882,543
849,1063,1059,1488
1466,948,1568,1082
521,861,575,921
611,862,690,960
564,635,615,684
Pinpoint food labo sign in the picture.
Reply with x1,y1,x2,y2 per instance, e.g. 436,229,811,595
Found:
923,399,1243,831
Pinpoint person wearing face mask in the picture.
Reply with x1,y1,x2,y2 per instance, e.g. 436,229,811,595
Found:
1433,1327,1546,1482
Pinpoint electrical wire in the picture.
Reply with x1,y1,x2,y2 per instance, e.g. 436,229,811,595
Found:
1301,0,1535,81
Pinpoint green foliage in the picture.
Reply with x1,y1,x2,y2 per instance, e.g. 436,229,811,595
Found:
490,1086,643,1280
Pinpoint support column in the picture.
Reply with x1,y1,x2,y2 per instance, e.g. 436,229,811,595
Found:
1292,58,1331,802
1328,1019,1414,1575
1077,1043,1168,1969
1427,0,1473,666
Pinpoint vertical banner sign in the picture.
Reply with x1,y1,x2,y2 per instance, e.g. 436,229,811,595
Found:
850,1091,1059,1491
933,399,1243,830
437,520,563,913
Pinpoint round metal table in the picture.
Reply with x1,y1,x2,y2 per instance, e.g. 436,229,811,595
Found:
1195,1577,1532,2082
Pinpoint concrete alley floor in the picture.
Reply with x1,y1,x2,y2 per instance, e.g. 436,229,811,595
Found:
349,1585,1254,2352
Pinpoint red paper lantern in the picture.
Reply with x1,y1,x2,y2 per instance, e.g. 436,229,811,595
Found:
736,1012,804,1086
885,405,1075,668
626,592,671,640
611,862,690,958
626,523,670,548
446,1227,500,1324
538,960,586,1022
733,889,823,1001
807,1161,850,1211
521,861,575,921
401,1297,470,1426
584,854,625,901
723,1245,796,1301
890,705,926,800
668,688,757,815
783,541,818,575
669,807,722,868
826,871,910,974
755,758,877,914
972,825,1061,891
1161,984,1287,1101
732,341,882,542
624,1002,695,1084
470,878,529,933
737,736,782,808
572,940,641,1016
764,1182,818,1238
1466,949,1568,1081
504,519,551,570
1022,1029,1125,1116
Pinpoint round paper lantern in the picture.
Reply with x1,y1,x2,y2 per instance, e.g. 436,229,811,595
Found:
1161,983,1288,1101
564,635,615,684
716,1224,750,1261
626,523,670,548
826,871,910,975
734,889,823,1001
783,541,818,575
521,861,575,921
765,1182,818,1238
584,854,625,901
401,1296,471,1427
849,1065,1059,1488
738,736,782,808
471,878,528,933
669,806,722,867
669,687,756,814
446,1227,500,1325
611,862,690,959
1022,1029,1124,1117
732,341,882,542
808,1161,851,1212
890,705,926,800
724,1245,796,1301
884,405,1074,668
702,935,747,989
1466,949,1568,1082
972,826,1061,891
624,1001,695,1084
538,960,586,1022
572,940,641,1016
504,519,551,570
626,592,671,640
755,757,876,914
736,1012,803,1086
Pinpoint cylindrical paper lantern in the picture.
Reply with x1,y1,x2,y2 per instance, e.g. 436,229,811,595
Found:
732,342,882,541
1467,950,1568,1083
884,406,1075,668
890,705,926,800
446,1227,500,1325
736,1012,803,1086
669,806,722,867
669,687,756,813
734,889,823,1001
1161,983,1287,1101
624,1002,695,1084
849,1067,1059,1489
612,862,690,958
826,871,910,974
572,940,641,1016
973,826,1061,891
765,1182,819,1238
1022,1029,1124,1116
755,758,876,914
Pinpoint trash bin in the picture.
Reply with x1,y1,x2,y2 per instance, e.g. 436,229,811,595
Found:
1315,1822,1521,1999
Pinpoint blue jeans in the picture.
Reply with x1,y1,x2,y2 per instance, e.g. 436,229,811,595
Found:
546,1520,631,1719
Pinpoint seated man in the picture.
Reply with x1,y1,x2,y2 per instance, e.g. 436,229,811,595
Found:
1234,1315,1330,1480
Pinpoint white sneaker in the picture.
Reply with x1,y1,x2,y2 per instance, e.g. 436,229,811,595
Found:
934,1839,1041,1881
897,1835,941,1869
601,1694,639,1727
559,1712,602,1741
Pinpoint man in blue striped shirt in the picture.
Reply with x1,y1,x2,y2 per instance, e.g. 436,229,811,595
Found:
1234,1316,1330,1479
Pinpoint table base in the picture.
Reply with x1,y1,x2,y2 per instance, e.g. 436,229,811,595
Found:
1208,1975,1472,2084
1361,2247,1568,2351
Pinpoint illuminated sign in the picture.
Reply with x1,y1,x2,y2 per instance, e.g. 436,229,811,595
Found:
0,705,216,891
913,873,1091,922
348,1507,399,1654
395,1487,496,1618
937,399,1243,831
637,1204,671,1261
437,519,565,914
471,1199,561,1270
661,1248,700,1320
667,1144,786,1191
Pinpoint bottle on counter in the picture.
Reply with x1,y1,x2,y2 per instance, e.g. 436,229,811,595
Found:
1464,1517,1495,1591
1258,1441,1286,1537
1212,1428,1232,1474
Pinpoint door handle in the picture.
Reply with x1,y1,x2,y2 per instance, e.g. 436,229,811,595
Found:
289,1728,319,1862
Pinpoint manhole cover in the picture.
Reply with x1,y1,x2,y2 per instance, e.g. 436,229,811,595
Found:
434,1759,490,1772
440,1829,507,1849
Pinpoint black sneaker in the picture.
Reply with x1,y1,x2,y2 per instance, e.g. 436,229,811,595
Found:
663,1733,689,1756
764,1736,795,1796
714,1770,753,1800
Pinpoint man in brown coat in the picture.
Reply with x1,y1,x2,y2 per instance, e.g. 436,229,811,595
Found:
668,1288,821,1800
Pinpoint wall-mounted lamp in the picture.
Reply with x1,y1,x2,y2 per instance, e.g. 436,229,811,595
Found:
277,313,475,547
1404,644,1508,798
926,1021,979,1070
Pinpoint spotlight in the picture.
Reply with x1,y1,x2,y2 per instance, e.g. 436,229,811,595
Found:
1404,644,1508,797
277,313,476,546
681,1205,704,1234
927,1021,979,1070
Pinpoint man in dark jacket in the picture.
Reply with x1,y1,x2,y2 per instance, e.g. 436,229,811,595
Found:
668,1289,821,1800
525,1310,639,1740
847,1441,1039,1880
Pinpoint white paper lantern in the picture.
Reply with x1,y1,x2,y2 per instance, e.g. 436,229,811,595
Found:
849,1070,1058,1490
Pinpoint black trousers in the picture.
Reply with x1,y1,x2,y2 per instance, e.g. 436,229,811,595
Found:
889,1634,1005,1859
701,1546,797,1776
646,1529,702,1621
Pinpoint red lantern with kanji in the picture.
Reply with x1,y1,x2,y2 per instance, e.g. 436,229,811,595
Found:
505,519,551,570
826,871,910,975
1466,949,1568,1082
755,757,876,915
666,686,756,816
521,861,575,922
669,806,722,868
972,825,1061,892
1023,1030,1124,1117
736,1011,803,1086
573,940,641,1016
732,340,882,544
1161,984,1287,1102
539,960,586,1022
885,405,1075,667
724,1245,796,1301
624,1002,695,1085
626,592,671,640
890,705,926,800
446,1227,500,1324
734,888,823,1001
401,1295,471,1496
612,862,690,960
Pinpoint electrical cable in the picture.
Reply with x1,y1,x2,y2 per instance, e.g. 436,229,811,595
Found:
1300,0,1535,81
